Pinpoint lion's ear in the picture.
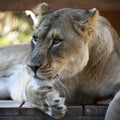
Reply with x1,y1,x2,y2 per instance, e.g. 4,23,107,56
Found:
72,8,98,40
30,3,53,28
33,2,53,16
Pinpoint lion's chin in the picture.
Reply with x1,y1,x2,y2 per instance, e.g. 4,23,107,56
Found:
34,75,45,81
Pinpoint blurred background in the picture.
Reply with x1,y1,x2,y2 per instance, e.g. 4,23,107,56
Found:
0,0,120,47
0,11,33,47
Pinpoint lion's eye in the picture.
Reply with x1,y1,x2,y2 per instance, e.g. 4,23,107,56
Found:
52,38,63,46
32,36,38,45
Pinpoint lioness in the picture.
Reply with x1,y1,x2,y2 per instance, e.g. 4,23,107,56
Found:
0,3,120,119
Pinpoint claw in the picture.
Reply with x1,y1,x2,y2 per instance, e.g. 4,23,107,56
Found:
54,99,60,103
38,86,53,93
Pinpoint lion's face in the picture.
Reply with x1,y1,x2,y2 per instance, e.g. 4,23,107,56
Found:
27,5,97,81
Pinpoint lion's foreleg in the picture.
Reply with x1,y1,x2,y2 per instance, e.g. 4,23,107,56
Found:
6,65,30,101
25,79,67,119
105,91,120,120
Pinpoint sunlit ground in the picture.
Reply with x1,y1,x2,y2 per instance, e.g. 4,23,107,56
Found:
0,11,34,47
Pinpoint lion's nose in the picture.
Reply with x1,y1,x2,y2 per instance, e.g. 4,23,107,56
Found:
28,65,39,73
27,56,42,73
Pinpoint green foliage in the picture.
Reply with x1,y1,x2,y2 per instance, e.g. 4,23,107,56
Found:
0,11,33,47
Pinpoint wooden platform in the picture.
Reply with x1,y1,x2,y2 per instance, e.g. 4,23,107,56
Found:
0,100,110,120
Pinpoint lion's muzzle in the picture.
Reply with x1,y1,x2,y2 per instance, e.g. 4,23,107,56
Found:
26,54,55,81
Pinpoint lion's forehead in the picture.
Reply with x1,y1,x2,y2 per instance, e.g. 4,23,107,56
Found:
35,14,59,36
34,11,74,37
32,14,67,50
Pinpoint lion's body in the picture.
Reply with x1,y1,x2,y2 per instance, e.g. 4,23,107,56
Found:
0,44,30,100
0,3,120,119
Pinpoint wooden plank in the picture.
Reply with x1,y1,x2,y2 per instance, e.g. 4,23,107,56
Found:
0,116,45,120
21,102,83,116
65,106,83,116
96,99,111,105
60,116,104,120
0,0,120,11
0,100,23,116
0,100,23,108
21,102,55,119
0,100,109,120
0,116,105,120
84,105,108,116
20,102,43,116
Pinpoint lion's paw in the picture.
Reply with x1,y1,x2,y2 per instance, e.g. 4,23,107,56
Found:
44,91,66,119
28,86,67,119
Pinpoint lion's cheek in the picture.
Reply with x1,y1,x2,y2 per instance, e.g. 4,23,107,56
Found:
59,46,89,79
52,60,66,75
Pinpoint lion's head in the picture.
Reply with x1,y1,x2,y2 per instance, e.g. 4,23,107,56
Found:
27,3,98,81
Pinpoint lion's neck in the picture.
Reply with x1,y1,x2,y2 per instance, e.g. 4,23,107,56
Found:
83,19,115,80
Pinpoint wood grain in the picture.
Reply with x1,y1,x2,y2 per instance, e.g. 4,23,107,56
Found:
0,0,120,11
0,100,109,120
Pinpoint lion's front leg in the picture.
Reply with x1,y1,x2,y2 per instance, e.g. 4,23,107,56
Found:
25,80,67,119
105,91,120,120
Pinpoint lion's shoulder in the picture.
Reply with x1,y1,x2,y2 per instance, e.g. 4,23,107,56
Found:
97,16,120,54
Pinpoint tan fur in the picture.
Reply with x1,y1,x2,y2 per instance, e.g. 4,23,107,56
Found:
0,3,120,119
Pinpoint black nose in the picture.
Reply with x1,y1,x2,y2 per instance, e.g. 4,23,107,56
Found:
28,65,39,73
27,55,42,73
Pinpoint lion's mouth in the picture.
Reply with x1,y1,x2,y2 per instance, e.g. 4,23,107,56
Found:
34,74,45,80
27,65,57,81
34,73,54,81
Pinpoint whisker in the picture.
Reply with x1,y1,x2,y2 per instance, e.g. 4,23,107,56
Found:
56,80,66,97
40,64,51,70
36,67,70,98
54,79,61,92
40,68,53,72
38,67,53,79
40,71,52,76
55,75,69,98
